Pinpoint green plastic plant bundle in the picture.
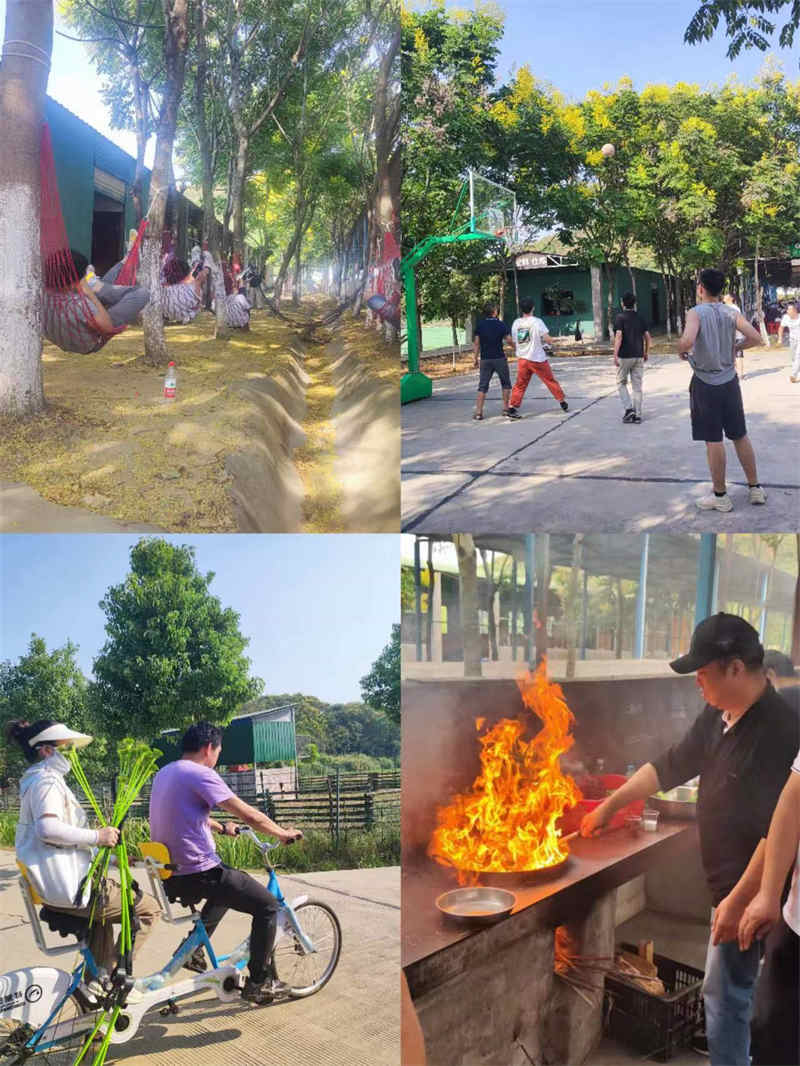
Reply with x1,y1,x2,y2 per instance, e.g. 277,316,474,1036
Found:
68,739,160,1066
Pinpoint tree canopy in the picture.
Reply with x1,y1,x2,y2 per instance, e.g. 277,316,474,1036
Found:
92,538,262,739
402,5,800,335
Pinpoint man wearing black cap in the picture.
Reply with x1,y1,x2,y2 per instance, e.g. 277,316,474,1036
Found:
581,613,799,1066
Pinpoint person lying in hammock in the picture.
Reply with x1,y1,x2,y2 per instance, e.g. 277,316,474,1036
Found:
43,249,150,354
162,257,209,325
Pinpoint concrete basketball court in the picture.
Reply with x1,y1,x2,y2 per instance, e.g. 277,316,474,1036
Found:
0,852,400,1066
402,347,799,532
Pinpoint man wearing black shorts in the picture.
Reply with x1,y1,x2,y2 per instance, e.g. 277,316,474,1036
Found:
472,304,512,420
678,268,766,512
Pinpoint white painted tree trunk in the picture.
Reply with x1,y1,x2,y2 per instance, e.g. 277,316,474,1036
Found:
0,0,53,416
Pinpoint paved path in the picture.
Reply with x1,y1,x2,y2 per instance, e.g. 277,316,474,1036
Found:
402,348,799,532
0,852,399,1066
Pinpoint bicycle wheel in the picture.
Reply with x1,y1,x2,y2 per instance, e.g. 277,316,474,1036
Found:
0,995,93,1066
272,901,341,997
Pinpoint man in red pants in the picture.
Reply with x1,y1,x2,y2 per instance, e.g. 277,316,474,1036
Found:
506,298,568,418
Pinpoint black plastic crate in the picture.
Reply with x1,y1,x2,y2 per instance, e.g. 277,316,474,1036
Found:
604,942,705,1062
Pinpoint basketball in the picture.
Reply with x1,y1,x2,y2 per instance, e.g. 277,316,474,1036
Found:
601,143,616,157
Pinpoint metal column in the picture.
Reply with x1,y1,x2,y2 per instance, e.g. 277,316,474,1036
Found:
580,567,589,660
758,569,769,641
511,556,518,661
634,533,650,659
525,534,534,667
414,537,423,661
695,534,717,627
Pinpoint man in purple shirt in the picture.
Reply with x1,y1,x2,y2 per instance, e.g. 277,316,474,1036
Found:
149,722,302,1004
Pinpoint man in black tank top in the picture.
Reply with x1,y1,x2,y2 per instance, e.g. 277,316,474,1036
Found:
678,268,766,513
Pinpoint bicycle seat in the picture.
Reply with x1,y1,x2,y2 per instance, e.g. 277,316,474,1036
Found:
17,862,86,955
138,842,195,925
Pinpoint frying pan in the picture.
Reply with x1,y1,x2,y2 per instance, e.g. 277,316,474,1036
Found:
436,886,516,924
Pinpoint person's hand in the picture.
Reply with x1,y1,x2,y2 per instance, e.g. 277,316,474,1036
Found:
711,892,746,945
279,827,304,845
223,821,239,837
738,891,780,951
97,826,120,848
580,803,610,837
643,354,648,362
473,358,479,369
679,351,689,360
613,357,620,368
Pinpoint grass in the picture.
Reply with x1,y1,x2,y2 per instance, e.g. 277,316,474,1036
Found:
0,311,298,530
0,813,400,871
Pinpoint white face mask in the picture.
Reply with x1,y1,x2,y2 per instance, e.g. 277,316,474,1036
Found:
42,750,72,775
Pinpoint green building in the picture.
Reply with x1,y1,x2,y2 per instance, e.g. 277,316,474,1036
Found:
504,251,668,339
156,704,298,769
47,96,203,275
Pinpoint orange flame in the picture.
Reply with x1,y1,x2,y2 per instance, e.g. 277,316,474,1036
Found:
428,660,582,876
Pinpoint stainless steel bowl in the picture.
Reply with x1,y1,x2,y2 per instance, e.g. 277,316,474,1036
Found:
435,886,516,924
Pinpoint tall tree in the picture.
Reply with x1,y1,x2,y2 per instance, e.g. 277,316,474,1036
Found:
0,636,91,779
59,0,164,223
0,0,52,416
140,0,191,365
92,538,262,741
360,624,400,726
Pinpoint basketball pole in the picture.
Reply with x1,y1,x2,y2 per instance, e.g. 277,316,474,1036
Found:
401,230,499,404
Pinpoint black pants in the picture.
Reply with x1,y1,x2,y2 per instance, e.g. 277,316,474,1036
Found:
751,915,799,1066
167,864,281,982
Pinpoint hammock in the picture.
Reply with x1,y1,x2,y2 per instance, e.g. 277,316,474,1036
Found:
40,123,147,352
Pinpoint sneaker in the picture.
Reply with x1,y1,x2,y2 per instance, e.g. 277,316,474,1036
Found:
241,976,290,1004
748,485,767,505
560,400,569,411
473,412,483,421
622,408,635,423
632,414,642,423
505,406,521,420
182,947,208,974
78,979,105,1007
697,493,733,513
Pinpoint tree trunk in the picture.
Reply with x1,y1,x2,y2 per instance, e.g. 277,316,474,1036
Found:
479,549,499,662
565,534,584,679
615,577,624,659
455,535,482,678
661,269,672,340
192,0,229,341
292,229,302,306
0,0,52,416
754,237,769,345
142,0,190,366
604,263,616,340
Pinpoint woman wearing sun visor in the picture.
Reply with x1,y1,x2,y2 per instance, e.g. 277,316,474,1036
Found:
7,719,159,996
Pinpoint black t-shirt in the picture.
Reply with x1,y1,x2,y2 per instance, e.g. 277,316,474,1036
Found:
613,310,648,359
473,317,511,359
651,683,799,905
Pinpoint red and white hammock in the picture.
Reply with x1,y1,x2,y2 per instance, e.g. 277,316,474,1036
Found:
40,123,146,352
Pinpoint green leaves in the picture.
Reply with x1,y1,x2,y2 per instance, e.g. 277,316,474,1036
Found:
360,624,400,726
92,538,262,741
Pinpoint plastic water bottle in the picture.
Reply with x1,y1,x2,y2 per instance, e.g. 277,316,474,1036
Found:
163,361,177,399
85,265,102,291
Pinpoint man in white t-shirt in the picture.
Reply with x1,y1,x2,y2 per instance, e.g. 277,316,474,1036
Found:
777,301,800,382
738,744,800,1065
505,297,568,419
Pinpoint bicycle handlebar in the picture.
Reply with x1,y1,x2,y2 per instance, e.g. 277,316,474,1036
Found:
234,825,299,848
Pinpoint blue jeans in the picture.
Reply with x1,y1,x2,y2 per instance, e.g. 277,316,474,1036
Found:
703,914,762,1066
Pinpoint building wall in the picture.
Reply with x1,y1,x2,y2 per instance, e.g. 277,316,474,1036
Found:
505,264,667,339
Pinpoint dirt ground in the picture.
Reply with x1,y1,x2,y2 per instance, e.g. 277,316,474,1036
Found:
0,303,399,532
294,309,399,532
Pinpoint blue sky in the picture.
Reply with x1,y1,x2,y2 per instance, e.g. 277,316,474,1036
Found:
1,1,794,169
438,0,797,95
0,535,400,704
